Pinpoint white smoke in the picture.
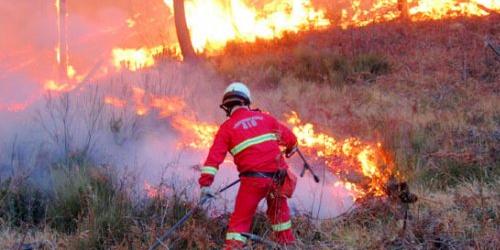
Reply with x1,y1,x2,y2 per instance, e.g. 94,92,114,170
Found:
0,61,354,219
0,0,354,219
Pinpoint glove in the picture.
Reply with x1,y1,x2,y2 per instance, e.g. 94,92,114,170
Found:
198,174,215,187
285,145,298,158
200,187,214,199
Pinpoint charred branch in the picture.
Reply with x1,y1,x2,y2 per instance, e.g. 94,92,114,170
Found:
173,0,197,61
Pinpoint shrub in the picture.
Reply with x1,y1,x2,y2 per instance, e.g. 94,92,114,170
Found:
291,46,326,82
291,46,352,86
48,166,91,233
0,180,47,227
353,53,391,76
47,165,135,249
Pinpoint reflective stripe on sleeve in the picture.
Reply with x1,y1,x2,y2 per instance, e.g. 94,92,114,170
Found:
201,166,218,175
226,232,247,243
230,133,277,155
272,220,292,232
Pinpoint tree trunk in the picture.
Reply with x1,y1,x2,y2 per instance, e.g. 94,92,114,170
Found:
58,0,69,80
173,0,197,61
398,0,409,20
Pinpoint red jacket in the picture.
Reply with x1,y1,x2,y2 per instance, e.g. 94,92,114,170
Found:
199,108,297,187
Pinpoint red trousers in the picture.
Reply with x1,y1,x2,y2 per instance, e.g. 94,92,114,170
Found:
224,177,295,249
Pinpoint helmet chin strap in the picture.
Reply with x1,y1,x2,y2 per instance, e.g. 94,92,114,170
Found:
219,104,232,117
220,103,248,117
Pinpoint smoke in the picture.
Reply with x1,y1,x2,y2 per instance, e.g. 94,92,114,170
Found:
0,0,354,219
0,62,353,219
0,0,175,108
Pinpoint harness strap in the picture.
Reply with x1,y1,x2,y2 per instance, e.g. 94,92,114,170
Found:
239,171,277,178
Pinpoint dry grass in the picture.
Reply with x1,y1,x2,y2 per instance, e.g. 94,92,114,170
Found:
314,180,499,249
1,16,499,249
209,15,500,188
0,226,69,249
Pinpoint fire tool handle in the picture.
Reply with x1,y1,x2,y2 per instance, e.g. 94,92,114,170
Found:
297,149,320,183
300,164,307,177
149,179,240,250
217,179,241,194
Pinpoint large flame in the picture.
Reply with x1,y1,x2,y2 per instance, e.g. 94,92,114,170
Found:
285,111,396,198
29,0,500,97
163,0,331,53
171,115,219,149
409,0,498,19
158,0,499,53
341,0,499,28
3,0,500,105
111,46,165,71
5,0,498,198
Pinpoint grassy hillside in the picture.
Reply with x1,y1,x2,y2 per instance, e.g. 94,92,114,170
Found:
208,15,500,188
1,16,499,249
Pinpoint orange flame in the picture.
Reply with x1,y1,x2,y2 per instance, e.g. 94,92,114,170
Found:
409,0,497,19
111,46,165,71
158,0,499,53
340,0,499,28
131,87,149,116
104,88,396,199
104,87,216,149
163,0,330,53
127,87,187,117
151,96,187,118
43,64,84,92
285,111,395,198
171,115,219,149
104,96,127,108
110,45,182,71
43,80,72,92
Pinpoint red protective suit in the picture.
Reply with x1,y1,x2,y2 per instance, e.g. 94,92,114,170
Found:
198,108,297,249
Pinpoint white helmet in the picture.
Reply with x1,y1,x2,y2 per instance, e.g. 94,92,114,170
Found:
220,82,251,116
222,82,251,106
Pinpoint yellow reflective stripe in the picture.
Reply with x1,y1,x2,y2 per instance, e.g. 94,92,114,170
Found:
201,166,218,175
226,232,247,243
230,133,277,155
272,220,292,231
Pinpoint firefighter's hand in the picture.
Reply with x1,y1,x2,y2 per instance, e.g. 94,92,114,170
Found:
200,187,214,199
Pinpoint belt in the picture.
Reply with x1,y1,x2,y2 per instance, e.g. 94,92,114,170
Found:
239,171,278,178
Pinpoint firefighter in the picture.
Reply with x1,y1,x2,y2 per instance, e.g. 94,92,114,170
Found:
199,82,297,249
